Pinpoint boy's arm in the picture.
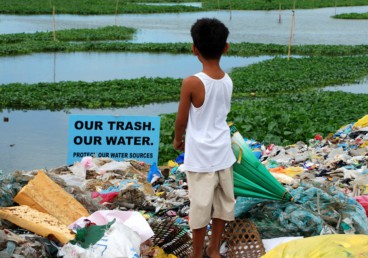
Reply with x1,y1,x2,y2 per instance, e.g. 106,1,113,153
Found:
173,77,194,151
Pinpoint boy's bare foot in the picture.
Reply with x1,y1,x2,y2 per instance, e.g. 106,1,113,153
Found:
188,250,203,258
203,246,224,258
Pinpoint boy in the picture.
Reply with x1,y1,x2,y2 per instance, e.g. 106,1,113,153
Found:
173,18,236,258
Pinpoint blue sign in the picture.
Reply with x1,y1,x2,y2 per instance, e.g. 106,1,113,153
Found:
67,115,161,165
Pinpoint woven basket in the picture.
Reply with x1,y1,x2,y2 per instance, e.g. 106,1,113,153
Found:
149,217,193,257
206,218,265,258
149,218,264,258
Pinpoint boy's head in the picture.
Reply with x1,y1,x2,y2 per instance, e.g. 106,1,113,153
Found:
190,18,229,60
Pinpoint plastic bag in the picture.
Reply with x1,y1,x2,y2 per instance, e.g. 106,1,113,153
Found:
147,162,162,183
69,210,154,243
68,156,99,178
270,172,294,185
262,236,303,253
174,154,184,164
61,220,141,258
262,234,368,258
0,171,34,207
283,166,304,177
151,246,178,258
168,160,179,167
354,114,368,129
355,195,368,216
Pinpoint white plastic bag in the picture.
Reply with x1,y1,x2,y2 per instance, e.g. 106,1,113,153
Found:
69,210,154,243
61,221,141,258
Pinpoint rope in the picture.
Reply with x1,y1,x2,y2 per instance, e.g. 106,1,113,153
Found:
231,141,243,164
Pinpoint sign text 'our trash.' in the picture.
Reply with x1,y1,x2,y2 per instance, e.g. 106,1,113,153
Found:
67,115,160,165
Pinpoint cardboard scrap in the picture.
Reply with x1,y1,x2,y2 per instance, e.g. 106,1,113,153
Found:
0,205,75,244
14,170,89,226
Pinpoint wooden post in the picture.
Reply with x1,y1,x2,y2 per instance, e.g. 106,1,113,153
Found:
53,52,56,83
335,0,337,15
278,1,282,24
287,0,296,61
229,0,232,20
52,6,56,41
115,0,119,26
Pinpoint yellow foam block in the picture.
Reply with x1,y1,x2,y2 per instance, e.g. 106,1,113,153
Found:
0,205,75,244
14,170,89,226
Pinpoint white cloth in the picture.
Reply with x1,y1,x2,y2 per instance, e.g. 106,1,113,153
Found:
184,72,236,172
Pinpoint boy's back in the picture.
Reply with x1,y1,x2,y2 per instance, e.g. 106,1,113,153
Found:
184,71,235,172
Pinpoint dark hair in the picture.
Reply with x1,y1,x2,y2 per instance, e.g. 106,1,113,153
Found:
190,18,229,60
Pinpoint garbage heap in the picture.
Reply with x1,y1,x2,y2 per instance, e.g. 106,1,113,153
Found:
0,114,367,257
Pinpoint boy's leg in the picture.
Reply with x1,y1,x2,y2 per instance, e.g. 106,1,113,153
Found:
208,167,235,257
186,171,217,257
205,218,226,258
190,226,207,258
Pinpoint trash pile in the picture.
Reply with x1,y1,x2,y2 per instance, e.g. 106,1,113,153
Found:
0,114,367,257
235,115,368,239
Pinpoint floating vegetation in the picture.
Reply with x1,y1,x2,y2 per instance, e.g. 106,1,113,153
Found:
0,78,182,110
0,0,200,15
1,0,365,14
2,56,368,109
203,0,368,10
0,26,136,44
2,36,368,57
231,56,368,95
228,91,368,146
158,91,368,163
1,0,368,165
333,12,368,19
2,54,368,164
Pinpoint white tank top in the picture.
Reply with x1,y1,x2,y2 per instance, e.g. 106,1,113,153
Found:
184,72,236,172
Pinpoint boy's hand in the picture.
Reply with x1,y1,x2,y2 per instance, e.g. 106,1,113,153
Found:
173,139,185,151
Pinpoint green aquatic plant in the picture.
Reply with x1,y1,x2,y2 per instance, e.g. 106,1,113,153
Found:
2,56,368,110
1,23,368,165
2,56,367,164
203,0,368,10
0,0,200,15
158,91,368,163
0,78,182,110
0,26,136,44
228,91,368,145
2,27,368,57
2,29,368,57
0,0,365,14
333,12,368,19
231,56,368,95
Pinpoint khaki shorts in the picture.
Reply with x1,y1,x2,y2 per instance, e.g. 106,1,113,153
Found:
186,167,235,230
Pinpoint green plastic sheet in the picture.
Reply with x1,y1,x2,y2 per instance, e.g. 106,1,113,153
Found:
70,219,115,248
